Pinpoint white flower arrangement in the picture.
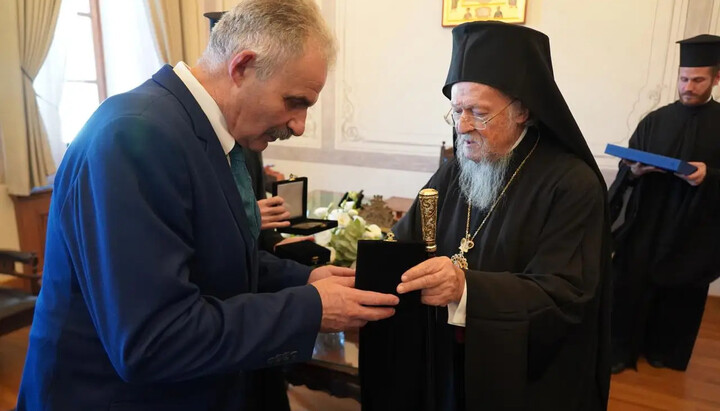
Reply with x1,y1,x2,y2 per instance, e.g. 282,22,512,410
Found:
313,194,383,267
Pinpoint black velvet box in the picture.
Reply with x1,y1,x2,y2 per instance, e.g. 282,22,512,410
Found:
274,240,330,267
355,240,426,300
355,239,434,411
271,176,338,235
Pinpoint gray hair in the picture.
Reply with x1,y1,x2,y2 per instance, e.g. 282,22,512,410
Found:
199,0,336,79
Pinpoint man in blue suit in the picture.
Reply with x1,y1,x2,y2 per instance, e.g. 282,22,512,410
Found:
17,0,398,409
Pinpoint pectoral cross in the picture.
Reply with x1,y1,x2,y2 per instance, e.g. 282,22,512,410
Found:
451,235,474,269
451,252,468,270
459,236,474,253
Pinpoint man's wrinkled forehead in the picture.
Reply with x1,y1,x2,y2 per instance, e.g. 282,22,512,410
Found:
450,82,511,106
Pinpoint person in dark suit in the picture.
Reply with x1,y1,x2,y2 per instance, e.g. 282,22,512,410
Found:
16,0,398,409
243,148,314,411
243,149,314,253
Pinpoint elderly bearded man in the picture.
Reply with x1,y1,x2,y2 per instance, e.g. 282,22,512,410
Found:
17,1,399,409
393,22,612,410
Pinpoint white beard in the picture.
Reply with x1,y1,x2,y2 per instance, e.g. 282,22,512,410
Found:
456,134,512,211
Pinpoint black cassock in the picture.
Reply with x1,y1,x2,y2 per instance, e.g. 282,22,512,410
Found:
377,129,611,411
609,99,720,370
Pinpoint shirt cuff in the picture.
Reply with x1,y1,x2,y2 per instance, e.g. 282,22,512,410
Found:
447,280,468,327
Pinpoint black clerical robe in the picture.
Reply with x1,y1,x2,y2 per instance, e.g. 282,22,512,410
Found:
393,130,611,410
609,99,720,370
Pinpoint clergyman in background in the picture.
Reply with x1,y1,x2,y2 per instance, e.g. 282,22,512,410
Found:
609,34,720,374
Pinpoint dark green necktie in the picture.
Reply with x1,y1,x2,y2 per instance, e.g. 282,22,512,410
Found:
228,144,261,239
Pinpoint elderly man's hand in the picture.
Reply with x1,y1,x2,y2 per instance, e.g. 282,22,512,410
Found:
676,162,706,186
396,256,465,306
307,265,354,284
312,276,398,332
258,196,291,230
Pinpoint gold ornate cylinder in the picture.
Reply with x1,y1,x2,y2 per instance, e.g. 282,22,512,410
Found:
418,188,439,254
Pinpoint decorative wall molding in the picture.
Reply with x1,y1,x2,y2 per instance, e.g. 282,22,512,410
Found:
331,1,447,157
620,1,688,146
339,81,360,142
268,101,323,149
268,0,720,175
265,0,440,172
707,0,720,100
615,0,720,148
685,0,716,36
597,0,720,182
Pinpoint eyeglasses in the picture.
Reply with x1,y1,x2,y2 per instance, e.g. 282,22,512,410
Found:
444,99,516,131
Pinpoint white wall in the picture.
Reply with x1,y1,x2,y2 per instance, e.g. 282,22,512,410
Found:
100,0,163,96
267,159,432,200
265,0,686,191
262,0,720,294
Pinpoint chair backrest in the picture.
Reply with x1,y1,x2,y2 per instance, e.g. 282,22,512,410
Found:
439,141,454,168
0,250,40,337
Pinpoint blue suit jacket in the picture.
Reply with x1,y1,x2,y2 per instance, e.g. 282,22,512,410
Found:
17,65,322,410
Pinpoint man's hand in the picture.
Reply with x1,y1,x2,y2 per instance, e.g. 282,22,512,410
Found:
623,160,664,178
676,162,706,186
396,256,465,306
307,265,355,284
258,196,291,230
311,276,399,332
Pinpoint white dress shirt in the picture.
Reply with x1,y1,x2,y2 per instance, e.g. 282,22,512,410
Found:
173,62,236,161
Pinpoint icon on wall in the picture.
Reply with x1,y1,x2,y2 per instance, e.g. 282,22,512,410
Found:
442,0,527,27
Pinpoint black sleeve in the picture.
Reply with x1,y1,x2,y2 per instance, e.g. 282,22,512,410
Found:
464,164,606,373
392,161,457,241
608,115,650,222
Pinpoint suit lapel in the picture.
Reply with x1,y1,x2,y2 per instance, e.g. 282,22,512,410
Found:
151,65,257,282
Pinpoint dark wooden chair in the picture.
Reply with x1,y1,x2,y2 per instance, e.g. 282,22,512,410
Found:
0,250,40,338
439,140,454,167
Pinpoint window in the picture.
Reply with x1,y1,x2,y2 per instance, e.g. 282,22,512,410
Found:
59,0,106,145
35,0,161,160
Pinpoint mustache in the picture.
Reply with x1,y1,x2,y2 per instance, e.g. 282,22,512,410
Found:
457,133,481,145
266,127,293,141
456,133,487,151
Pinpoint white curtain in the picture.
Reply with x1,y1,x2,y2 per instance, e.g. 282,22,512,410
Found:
8,0,62,196
100,0,162,96
34,0,72,170
35,0,163,169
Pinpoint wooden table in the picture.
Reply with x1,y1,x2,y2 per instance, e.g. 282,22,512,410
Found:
285,329,360,401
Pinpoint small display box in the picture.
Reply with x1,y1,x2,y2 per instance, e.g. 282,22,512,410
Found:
271,176,338,235
274,241,331,267
605,144,698,175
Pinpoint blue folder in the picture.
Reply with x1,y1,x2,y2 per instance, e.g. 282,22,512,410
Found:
604,144,698,175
